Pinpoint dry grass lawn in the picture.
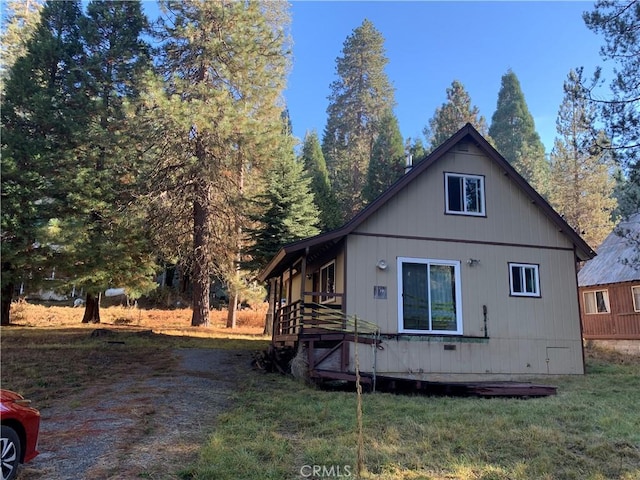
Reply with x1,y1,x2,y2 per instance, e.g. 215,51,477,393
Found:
8,300,269,338
1,301,270,405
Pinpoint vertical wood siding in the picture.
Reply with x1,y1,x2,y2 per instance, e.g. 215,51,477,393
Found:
580,281,640,339
343,141,584,378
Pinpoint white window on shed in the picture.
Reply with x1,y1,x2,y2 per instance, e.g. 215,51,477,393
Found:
583,290,610,314
632,286,640,313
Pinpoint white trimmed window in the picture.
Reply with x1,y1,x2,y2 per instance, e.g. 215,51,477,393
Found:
632,286,640,312
509,263,540,297
583,290,610,314
445,173,485,216
398,257,462,334
320,260,335,303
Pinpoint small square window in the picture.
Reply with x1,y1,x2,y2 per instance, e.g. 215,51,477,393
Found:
509,263,540,297
583,290,610,314
445,173,485,216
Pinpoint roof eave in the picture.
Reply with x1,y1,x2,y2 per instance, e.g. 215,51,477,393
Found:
258,123,597,280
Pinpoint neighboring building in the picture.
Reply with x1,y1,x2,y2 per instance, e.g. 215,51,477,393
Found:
259,124,595,382
578,213,640,355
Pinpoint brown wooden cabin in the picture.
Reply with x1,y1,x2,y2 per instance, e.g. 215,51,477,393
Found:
578,213,640,345
259,124,595,386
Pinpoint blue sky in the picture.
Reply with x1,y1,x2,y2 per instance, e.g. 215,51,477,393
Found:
285,1,607,153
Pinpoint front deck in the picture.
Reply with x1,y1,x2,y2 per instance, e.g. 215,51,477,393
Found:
272,299,379,383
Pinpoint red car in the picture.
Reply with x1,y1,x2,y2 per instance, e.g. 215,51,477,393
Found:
1,390,40,480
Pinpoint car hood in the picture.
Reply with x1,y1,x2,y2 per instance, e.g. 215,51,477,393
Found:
0,389,25,402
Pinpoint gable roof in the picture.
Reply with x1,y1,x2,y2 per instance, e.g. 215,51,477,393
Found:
258,123,596,282
578,212,640,287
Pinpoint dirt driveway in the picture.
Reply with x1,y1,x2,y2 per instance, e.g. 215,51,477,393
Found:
17,348,254,480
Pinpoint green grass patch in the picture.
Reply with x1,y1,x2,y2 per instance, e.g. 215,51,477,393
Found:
185,352,640,480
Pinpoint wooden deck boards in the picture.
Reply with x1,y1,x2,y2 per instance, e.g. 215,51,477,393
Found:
322,373,557,398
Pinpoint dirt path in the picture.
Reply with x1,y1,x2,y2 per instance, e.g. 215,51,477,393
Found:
17,348,254,480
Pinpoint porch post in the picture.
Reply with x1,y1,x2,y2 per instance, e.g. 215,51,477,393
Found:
265,277,276,338
299,248,309,338
277,273,284,336
300,247,308,302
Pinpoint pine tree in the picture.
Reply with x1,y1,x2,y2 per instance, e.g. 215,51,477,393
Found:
65,0,155,323
0,0,43,92
143,0,290,327
549,69,617,249
322,19,396,223
489,70,549,195
425,80,489,151
584,0,640,167
612,163,640,218
300,131,340,232
245,126,320,272
511,141,551,198
489,71,546,154
1,0,88,324
363,109,405,203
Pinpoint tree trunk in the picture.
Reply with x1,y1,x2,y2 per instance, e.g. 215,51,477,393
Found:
1,280,14,326
191,186,211,327
226,151,244,329
81,292,101,323
226,291,238,328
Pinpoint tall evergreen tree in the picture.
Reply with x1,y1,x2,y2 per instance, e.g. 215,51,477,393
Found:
322,19,395,223
0,0,43,92
363,109,405,203
143,0,290,327
489,71,546,158
1,0,88,324
584,0,640,167
549,68,617,249
612,165,640,218
489,71,549,196
245,124,320,272
512,141,551,198
300,131,340,232
65,0,155,322
425,80,489,151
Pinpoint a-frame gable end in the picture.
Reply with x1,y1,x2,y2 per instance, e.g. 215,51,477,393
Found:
353,131,577,253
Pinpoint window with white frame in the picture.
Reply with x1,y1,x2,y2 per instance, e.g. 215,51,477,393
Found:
509,263,540,297
445,173,485,216
320,260,335,303
632,286,640,312
398,257,462,334
583,290,610,314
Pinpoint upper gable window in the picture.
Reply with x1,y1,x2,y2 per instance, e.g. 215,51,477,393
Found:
445,173,485,216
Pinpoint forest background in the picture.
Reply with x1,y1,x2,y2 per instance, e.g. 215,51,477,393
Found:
1,0,639,328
